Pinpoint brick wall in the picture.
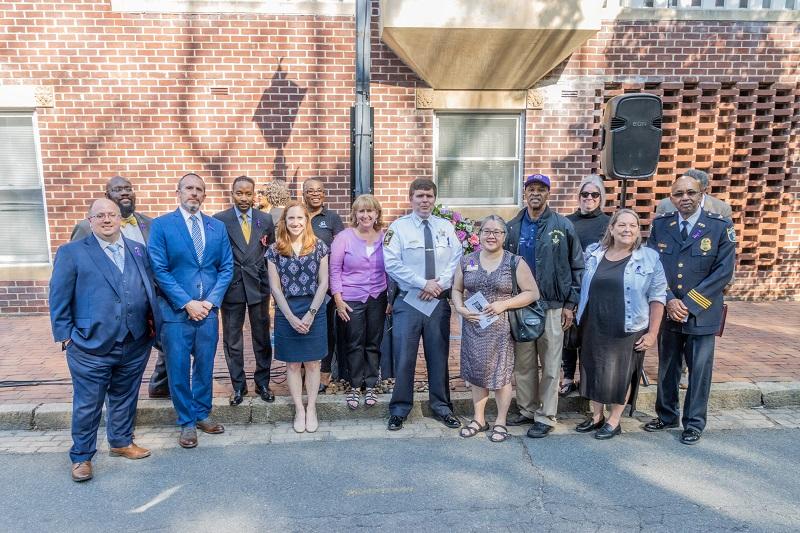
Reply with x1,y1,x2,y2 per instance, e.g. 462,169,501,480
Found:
0,1,798,313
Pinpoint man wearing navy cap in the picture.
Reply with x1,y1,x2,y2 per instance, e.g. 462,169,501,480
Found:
504,174,584,438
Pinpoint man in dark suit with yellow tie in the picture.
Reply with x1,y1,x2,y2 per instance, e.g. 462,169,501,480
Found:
214,176,276,405
71,175,171,399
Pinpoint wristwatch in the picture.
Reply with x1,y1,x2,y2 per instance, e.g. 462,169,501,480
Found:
309,307,318,316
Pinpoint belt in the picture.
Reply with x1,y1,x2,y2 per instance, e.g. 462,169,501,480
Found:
397,289,450,301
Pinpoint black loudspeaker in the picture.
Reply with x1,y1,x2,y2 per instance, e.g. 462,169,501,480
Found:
600,93,663,180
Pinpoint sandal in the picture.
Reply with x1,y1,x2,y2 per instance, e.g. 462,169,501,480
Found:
346,389,360,410
364,388,378,407
459,419,490,438
559,381,578,397
487,424,510,443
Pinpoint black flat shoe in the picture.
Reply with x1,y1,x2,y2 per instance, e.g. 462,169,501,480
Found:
594,422,622,440
643,418,679,432
575,416,605,433
229,389,246,406
507,413,536,427
526,421,553,439
680,428,702,445
256,386,275,403
387,415,405,431
436,413,461,429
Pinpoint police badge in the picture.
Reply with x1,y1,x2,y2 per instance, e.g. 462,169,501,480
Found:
383,230,394,246
700,237,712,252
726,227,736,242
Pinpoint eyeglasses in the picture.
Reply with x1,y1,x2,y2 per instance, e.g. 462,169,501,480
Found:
480,229,506,237
89,213,121,221
305,189,324,196
671,190,700,198
580,191,601,199
109,186,133,193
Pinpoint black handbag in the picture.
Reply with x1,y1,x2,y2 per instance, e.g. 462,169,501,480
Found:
508,256,546,342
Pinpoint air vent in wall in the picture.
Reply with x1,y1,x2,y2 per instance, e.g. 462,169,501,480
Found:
561,90,578,98
210,87,230,95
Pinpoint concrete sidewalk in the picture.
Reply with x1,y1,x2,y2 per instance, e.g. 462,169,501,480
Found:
1,301,798,429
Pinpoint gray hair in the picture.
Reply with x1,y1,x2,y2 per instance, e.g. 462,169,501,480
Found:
577,174,607,208
682,168,709,191
480,214,508,234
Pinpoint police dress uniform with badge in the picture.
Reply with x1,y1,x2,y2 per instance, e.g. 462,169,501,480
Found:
383,212,463,429
646,208,735,444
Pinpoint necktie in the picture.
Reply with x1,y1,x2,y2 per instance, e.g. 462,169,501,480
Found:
109,243,124,273
190,215,204,264
240,213,251,244
121,215,137,227
422,219,435,280
680,221,689,241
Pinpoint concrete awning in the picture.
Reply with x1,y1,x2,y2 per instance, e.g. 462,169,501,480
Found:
379,0,602,90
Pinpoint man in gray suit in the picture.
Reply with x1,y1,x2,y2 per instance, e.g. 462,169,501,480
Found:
71,175,169,398
655,169,733,219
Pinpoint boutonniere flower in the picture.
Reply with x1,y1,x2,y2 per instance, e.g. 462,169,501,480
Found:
206,221,213,230
256,218,262,228
133,246,143,257
260,235,269,247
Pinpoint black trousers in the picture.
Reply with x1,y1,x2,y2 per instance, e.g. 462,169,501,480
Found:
656,328,716,432
322,299,350,381
341,293,387,389
389,297,452,418
221,298,273,391
148,348,169,394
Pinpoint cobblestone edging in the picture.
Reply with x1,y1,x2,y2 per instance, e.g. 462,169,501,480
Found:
0,382,798,431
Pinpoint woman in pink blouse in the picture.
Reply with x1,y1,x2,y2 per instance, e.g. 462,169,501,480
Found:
330,194,389,410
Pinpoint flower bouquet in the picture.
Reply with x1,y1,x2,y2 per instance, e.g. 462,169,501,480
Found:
432,204,481,253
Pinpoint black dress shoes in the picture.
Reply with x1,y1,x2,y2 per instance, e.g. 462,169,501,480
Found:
680,428,702,445
257,386,275,403
594,422,622,440
575,416,605,433
436,413,461,429
148,388,171,399
643,418,680,432
387,415,405,431
507,413,536,427
526,421,554,438
229,388,247,406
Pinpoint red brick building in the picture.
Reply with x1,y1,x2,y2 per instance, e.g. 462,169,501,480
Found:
1,0,798,314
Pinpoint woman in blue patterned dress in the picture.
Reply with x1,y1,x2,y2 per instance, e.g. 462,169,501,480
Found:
266,201,330,433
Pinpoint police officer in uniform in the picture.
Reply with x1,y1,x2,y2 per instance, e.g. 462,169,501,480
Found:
384,178,463,431
645,175,735,445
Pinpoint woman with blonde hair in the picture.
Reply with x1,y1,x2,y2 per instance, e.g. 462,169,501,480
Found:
266,200,330,433
575,208,666,439
330,194,389,409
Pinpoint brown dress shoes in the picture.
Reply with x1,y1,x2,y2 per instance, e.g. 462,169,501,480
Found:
196,418,225,434
71,461,93,482
179,426,198,448
109,443,151,460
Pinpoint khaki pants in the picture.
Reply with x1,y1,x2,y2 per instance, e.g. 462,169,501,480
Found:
513,307,564,427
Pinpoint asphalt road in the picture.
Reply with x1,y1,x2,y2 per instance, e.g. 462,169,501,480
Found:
1,428,798,532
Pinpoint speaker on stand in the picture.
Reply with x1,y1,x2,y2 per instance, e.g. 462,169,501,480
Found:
599,93,663,390
600,93,663,209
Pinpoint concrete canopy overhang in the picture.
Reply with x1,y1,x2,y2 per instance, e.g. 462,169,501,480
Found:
379,0,602,90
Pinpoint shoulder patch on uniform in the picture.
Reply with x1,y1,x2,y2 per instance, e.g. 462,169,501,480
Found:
384,230,394,246
726,226,736,242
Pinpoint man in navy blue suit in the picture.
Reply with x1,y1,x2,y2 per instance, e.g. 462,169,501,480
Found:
148,173,234,448
50,198,160,482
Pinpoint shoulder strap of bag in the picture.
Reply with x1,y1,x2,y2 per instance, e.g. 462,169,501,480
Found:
510,254,520,296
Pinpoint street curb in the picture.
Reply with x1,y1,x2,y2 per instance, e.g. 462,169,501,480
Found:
2,381,797,431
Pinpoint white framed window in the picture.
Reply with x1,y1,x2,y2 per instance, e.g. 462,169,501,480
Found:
0,113,50,264
434,113,523,206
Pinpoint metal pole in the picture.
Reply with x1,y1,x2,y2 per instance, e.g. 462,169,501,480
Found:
353,0,373,199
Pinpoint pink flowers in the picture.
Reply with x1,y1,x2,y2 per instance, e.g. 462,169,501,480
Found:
432,204,480,254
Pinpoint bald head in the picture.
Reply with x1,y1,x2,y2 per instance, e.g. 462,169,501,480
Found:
88,198,122,243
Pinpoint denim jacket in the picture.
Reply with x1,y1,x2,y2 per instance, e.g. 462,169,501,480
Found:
576,244,667,333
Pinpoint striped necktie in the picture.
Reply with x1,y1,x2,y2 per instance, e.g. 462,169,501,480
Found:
190,215,204,264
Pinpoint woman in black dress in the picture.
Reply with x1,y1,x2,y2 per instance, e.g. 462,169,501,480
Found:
574,209,667,439
561,174,611,396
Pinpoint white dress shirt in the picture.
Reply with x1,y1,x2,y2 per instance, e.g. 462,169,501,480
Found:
179,206,206,249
